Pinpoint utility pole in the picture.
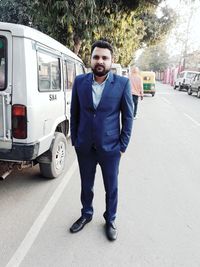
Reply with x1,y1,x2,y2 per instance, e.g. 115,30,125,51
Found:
182,3,194,70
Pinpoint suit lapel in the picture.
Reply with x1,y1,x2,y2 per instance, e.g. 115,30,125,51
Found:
86,73,95,110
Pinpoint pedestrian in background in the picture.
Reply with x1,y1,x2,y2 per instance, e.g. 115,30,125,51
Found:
129,66,143,119
70,40,133,241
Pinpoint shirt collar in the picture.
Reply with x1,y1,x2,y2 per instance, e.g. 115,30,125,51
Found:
92,72,110,85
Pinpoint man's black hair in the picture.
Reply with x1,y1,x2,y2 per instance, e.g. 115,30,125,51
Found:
91,40,113,55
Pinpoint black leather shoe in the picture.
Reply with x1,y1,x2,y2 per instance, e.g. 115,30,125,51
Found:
105,221,117,241
70,216,92,233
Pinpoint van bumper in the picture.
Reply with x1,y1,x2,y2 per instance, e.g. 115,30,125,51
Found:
0,142,39,161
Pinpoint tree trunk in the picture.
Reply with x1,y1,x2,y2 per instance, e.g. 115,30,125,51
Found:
73,35,82,55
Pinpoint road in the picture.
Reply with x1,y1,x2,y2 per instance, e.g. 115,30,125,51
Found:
1,82,200,267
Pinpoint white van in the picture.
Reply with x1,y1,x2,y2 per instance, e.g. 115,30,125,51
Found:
174,70,200,91
111,63,122,76
0,22,85,179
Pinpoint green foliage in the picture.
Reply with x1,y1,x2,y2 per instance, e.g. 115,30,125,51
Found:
90,12,145,66
0,0,33,25
136,43,170,71
0,0,176,67
32,0,98,52
137,6,176,46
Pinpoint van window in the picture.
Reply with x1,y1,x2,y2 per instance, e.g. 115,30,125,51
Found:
143,76,150,81
0,37,6,90
193,75,197,81
38,51,61,92
186,72,196,79
66,60,75,90
63,61,67,90
76,63,85,75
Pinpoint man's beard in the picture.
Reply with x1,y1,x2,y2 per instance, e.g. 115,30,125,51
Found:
92,64,110,77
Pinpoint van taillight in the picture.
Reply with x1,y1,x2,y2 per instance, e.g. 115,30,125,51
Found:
12,104,27,139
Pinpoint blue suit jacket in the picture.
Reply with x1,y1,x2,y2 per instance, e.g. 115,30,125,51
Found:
70,72,133,153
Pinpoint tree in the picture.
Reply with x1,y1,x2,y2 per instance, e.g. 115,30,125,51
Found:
91,12,145,66
0,0,176,66
32,0,175,65
167,0,200,70
32,0,100,56
136,43,170,71
0,0,34,26
137,6,176,47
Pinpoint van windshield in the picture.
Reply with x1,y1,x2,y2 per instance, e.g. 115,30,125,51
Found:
0,37,6,90
186,72,196,79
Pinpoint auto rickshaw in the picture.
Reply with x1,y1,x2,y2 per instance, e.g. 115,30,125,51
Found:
140,71,156,96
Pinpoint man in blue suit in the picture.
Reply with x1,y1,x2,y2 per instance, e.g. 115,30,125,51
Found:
70,40,133,241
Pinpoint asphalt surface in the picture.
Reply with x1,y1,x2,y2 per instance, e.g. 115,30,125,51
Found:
1,82,200,267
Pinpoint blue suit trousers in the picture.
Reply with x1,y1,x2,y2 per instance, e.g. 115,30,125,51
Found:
76,148,121,222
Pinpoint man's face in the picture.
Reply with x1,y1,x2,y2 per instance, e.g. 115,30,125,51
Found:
91,47,113,77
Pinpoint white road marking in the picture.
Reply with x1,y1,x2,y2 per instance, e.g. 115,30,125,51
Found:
156,92,176,95
6,160,78,267
161,97,171,105
184,113,200,127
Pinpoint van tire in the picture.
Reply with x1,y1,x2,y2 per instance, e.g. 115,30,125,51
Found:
187,87,192,95
197,90,200,98
40,132,67,179
178,84,182,91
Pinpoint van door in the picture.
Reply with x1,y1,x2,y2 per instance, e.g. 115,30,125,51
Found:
64,59,76,122
192,75,198,91
0,31,12,149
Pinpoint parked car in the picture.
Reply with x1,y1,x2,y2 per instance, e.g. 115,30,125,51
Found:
174,71,200,91
188,73,200,98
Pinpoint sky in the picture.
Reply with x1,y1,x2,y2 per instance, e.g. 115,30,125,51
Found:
135,0,200,61
165,0,200,56
165,0,180,8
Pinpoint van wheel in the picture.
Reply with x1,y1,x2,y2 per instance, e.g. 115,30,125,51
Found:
197,90,200,98
178,84,182,91
40,132,67,179
152,93,155,97
187,87,192,95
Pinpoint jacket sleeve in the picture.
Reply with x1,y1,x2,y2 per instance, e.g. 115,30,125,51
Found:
120,79,134,152
70,77,80,146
